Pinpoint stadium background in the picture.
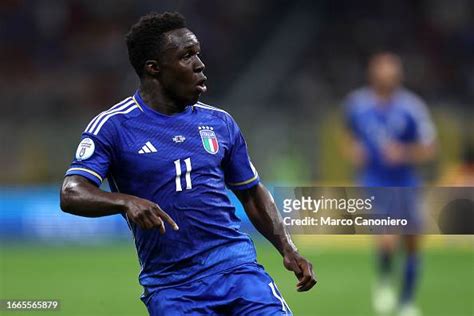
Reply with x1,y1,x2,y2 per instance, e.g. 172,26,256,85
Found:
1,0,472,315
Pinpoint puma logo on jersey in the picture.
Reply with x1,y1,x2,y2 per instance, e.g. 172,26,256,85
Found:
138,141,157,154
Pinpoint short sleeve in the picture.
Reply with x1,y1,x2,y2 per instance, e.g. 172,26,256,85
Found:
411,100,436,145
343,96,358,136
223,115,260,190
65,123,116,186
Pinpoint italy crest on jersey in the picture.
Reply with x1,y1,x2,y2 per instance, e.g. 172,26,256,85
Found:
199,126,219,154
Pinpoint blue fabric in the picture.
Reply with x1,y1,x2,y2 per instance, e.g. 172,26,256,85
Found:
143,263,292,316
65,92,261,294
369,187,422,233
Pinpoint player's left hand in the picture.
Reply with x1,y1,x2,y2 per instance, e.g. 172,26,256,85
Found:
283,250,317,292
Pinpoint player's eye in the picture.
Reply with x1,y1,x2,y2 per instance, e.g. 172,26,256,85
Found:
182,52,193,60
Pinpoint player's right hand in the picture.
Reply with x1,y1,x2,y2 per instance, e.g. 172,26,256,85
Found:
123,197,179,233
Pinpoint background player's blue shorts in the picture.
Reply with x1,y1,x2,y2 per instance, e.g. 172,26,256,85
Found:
366,187,423,234
142,262,292,316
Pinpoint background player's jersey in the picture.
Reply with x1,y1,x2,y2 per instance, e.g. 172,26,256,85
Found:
65,92,260,297
344,87,436,186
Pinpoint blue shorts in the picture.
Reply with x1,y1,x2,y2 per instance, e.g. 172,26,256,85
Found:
142,263,292,316
367,187,423,234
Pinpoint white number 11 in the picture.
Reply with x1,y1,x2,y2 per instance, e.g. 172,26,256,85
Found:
174,158,192,192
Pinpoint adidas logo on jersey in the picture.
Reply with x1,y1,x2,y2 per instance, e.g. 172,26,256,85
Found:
138,141,157,154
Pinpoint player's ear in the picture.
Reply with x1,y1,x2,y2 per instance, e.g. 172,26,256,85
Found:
144,60,160,77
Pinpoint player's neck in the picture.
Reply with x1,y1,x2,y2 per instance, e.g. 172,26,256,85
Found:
373,87,395,104
139,81,187,115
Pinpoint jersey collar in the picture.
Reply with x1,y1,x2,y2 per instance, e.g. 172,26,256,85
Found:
133,91,194,118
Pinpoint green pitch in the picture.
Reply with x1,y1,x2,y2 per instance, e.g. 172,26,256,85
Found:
1,240,472,316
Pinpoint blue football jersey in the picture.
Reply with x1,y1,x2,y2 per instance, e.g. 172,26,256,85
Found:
66,91,260,296
344,87,436,186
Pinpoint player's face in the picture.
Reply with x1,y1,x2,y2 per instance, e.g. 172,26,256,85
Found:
368,55,403,93
157,28,207,105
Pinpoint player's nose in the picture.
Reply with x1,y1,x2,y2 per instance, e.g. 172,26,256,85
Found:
194,55,205,72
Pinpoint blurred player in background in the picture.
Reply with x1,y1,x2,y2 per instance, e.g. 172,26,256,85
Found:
60,12,315,316
342,53,437,316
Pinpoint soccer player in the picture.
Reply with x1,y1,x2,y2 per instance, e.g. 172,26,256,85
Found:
60,12,316,316
342,53,437,316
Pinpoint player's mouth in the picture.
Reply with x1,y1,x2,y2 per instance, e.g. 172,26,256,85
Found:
195,76,207,93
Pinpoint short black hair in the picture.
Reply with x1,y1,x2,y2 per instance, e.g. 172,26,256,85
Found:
125,12,186,77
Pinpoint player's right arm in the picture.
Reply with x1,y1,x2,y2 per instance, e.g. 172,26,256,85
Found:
341,129,367,168
60,175,178,232
60,104,178,232
341,94,367,168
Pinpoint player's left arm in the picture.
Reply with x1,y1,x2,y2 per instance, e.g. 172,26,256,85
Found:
233,184,317,292
384,141,436,165
384,98,437,165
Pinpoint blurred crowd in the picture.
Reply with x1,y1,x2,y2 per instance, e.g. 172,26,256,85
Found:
1,0,472,184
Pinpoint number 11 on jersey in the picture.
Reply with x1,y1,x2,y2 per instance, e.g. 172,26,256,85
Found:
174,158,192,191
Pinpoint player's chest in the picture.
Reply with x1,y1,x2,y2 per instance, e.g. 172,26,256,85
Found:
357,108,414,141
113,120,228,173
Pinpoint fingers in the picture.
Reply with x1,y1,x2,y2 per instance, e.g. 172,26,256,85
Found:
284,254,317,292
297,278,317,292
147,209,166,233
296,261,317,292
133,209,164,231
146,216,163,232
296,274,316,292
154,204,179,231
126,198,179,233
